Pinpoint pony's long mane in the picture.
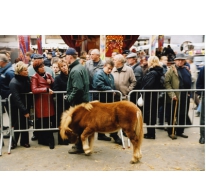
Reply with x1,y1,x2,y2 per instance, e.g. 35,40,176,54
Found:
60,102,94,140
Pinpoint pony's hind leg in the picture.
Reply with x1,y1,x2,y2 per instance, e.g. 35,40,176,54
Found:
81,128,94,156
124,131,142,164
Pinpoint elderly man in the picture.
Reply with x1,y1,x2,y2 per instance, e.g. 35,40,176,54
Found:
126,52,143,105
164,53,192,139
112,54,137,100
85,49,112,142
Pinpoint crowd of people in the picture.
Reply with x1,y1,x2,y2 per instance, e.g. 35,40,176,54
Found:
0,45,205,154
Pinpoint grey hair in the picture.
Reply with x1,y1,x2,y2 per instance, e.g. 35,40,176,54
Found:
91,49,100,55
15,61,28,75
114,54,125,63
0,54,9,63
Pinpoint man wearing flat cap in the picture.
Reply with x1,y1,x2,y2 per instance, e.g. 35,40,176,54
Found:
65,47,90,154
164,53,192,139
126,52,143,104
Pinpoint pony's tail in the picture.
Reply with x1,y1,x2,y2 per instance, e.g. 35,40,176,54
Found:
135,110,144,145
59,108,73,140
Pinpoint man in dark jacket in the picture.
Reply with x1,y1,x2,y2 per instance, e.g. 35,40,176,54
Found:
126,52,143,105
196,66,205,144
92,59,122,145
0,54,14,138
65,48,89,154
0,54,14,100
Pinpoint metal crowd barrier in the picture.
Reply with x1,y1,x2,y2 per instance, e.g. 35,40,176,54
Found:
3,89,204,155
0,96,9,156
5,90,130,155
128,89,205,128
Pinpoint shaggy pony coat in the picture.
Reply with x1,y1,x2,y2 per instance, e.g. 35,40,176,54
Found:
60,101,143,164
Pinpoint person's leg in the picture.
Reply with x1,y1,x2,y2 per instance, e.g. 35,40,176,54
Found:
110,132,122,145
19,115,30,147
176,95,189,138
97,133,111,141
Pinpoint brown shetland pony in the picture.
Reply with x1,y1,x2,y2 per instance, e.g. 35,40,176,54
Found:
60,101,143,164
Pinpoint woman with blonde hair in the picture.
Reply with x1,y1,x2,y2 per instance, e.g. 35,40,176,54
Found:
141,56,164,139
9,61,32,148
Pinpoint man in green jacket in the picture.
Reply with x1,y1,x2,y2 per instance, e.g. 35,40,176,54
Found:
65,48,89,154
164,53,192,139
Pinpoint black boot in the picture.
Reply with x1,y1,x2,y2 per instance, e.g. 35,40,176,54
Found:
110,133,122,145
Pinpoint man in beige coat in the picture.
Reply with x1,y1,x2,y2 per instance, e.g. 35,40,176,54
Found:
112,54,136,100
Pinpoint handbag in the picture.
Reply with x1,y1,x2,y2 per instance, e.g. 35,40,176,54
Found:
137,93,144,107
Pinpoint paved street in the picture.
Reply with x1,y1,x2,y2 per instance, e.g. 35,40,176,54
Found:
0,101,205,171
0,125,204,171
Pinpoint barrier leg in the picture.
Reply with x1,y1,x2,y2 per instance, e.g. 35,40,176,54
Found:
8,127,13,155
0,132,3,156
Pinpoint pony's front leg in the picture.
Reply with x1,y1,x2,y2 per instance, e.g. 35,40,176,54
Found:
81,128,94,156
88,133,95,152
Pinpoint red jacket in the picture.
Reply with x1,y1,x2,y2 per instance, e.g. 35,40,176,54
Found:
31,73,55,118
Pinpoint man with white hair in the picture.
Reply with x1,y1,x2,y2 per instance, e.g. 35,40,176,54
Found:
85,49,112,142
112,54,137,100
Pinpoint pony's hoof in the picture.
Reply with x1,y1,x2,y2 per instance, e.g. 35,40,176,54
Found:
130,159,139,164
85,152,92,156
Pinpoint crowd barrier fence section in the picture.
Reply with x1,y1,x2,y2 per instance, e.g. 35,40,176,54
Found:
4,89,204,155
128,89,205,128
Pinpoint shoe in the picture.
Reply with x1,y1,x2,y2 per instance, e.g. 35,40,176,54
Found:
176,134,188,138
21,143,30,148
97,135,111,141
169,134,177,140
199,137,205,144
68,146,84,154
31,135,38,141
11,141,17,149
49,142,54,149
113,137,122,145
144,134,155,139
